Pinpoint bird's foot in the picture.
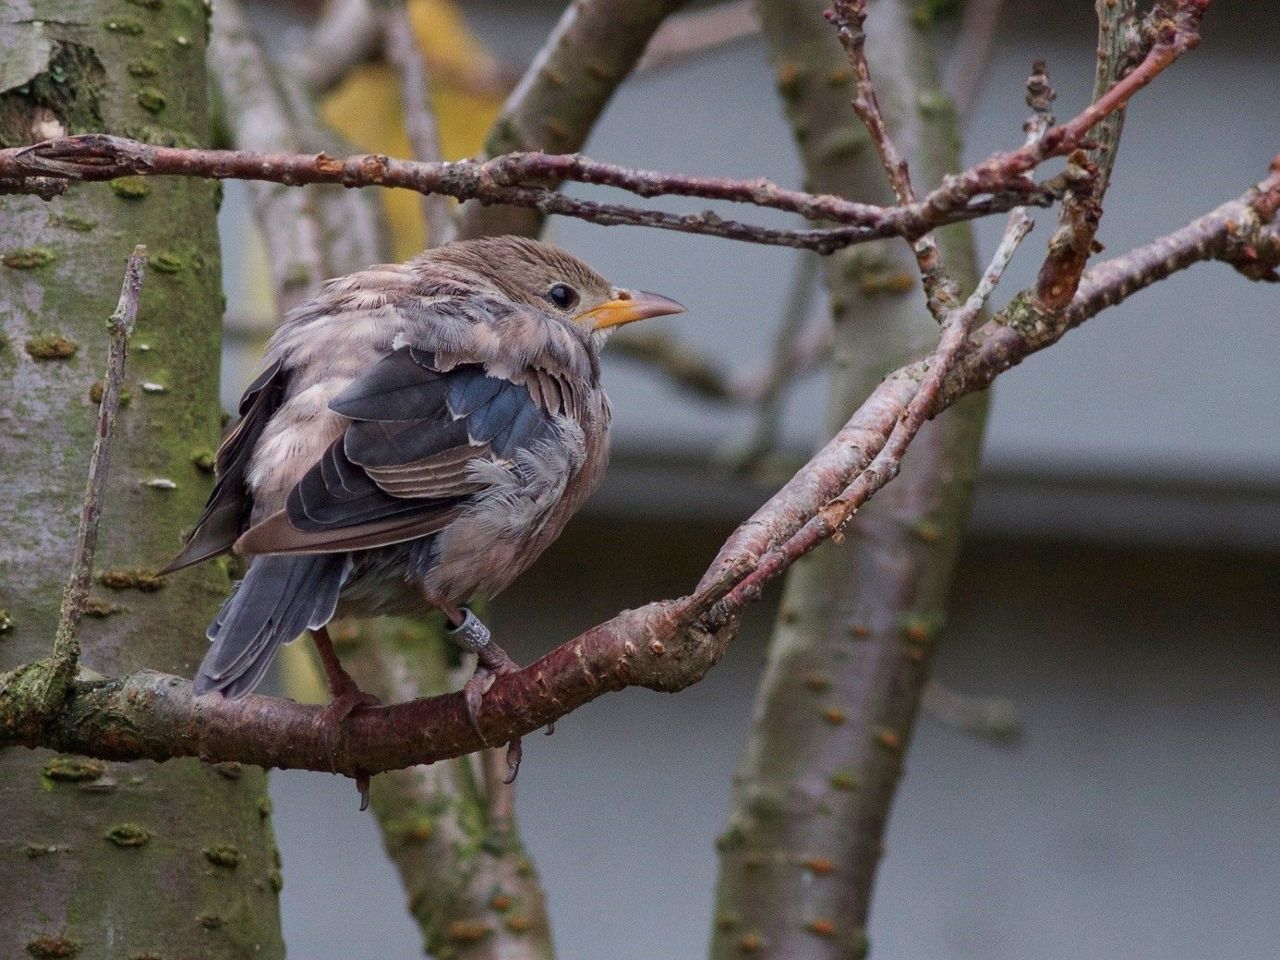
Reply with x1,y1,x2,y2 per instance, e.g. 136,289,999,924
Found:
449,609,523,782
317,679,382,786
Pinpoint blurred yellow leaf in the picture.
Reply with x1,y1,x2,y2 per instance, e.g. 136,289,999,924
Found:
321,0,505,257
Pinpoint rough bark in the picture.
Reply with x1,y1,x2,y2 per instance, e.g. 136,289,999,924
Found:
709,2,986,957
0,3,284,957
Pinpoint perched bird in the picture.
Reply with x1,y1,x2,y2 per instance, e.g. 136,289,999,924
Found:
164,236,684,773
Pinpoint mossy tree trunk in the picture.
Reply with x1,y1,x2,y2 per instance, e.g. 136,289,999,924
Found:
709,2,986,958
0,3,285,957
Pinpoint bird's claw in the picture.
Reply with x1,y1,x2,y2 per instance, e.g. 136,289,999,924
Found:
318,687,382,777
461,641,523,779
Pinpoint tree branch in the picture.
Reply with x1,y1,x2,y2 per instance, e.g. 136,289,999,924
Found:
4,163,1273,775
42,247,147,707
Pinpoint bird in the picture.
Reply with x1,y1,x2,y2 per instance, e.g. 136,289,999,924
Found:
162,236,685,779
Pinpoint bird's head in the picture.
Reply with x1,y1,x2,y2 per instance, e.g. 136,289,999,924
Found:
432,236,685,343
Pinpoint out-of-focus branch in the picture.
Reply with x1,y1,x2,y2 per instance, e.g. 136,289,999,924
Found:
709,0,989,952
288,0,382,95
637,1,759,72
945,0,1007,121
382,3,456,246
456,0,687,240
921,681,1023,742
210,0,330,313
336,622,554,960
733,251,822,471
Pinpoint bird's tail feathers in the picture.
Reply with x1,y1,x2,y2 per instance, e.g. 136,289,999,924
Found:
195,553,350,699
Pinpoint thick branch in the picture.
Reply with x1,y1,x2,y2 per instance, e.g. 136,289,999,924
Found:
5,166,1273,775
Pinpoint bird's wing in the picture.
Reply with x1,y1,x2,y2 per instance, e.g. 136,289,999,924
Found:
161,359,289,574
235,346,572,556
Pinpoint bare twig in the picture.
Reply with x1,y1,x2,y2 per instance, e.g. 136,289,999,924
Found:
829,0,961,316
2,2,1207,255
815,208,1032,538
5,163,1275,775
0,134,1066,253
382,3,456,246
49,246,148,692
1033,0,1138,311
701,159,1277,622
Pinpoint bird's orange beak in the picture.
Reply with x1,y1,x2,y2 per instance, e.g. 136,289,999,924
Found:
580,289,686,331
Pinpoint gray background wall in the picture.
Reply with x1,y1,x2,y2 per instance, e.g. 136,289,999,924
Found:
216,1,1279,957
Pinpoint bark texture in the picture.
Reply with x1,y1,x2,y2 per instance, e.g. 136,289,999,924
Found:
0,3,284,957
709,2,985,957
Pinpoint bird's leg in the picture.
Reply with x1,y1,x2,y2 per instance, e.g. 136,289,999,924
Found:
426,592,523,782
312,625,382,791
313,625,383,721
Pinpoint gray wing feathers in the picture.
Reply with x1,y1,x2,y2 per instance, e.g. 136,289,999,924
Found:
194,553,349,699
161,360,288,574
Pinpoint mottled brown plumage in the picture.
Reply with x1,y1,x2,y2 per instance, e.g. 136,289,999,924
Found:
165,237,684,759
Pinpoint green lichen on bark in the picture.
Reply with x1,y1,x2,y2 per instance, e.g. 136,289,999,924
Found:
0,3,284,957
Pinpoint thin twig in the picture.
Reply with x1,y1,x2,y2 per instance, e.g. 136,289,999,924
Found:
0,135,1068,253
50,246,147,688
382,3,456,246
1033,0,1138,311
829,0,961,316
1,2,1207,253
816,207,1033,539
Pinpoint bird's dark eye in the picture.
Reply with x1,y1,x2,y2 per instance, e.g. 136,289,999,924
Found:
546,283,579,310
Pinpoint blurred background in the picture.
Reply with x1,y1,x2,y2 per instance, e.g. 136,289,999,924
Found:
217,1,1279,958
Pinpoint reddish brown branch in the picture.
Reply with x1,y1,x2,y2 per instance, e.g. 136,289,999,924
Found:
828,0,961,314
0,135,1061,253
4,165,1274,777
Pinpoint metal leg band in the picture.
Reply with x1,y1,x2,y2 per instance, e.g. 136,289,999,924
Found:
446,607,491,651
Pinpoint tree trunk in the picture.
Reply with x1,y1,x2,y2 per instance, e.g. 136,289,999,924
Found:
709,2,986,958
0,4,284,957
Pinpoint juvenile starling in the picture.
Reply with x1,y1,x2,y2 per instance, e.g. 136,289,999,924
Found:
164,236,684,769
